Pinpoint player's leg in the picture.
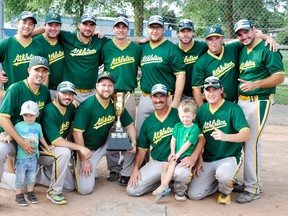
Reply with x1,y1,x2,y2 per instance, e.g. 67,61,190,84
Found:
173,163,192,200
76,144,106,195
187,161,218,200
0,138,17,190
126,159,163,196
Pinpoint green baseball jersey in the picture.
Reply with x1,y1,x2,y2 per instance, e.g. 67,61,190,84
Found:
177,41,208,96
73,94,133,150
102,39,141,91
0,80,50,133
138,107,180,161
0,36,43,90
172,122,201,158
58,30,110,89
34,34,65,89
195,99,249,163
140,40,185,93
42,100,75,144
192,42,243,102
238,39,284,96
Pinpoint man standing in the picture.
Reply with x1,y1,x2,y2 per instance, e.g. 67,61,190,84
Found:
136,15,186,131
234,19,285,204
101,16,141,184
58,14,110,103
187,76,251,205
73,72,137,195
192,26,242,107
0,11,43,98
176,19,207,98
34,12,65,99
0,56,50,189
41,81,92,204
127,84,202,201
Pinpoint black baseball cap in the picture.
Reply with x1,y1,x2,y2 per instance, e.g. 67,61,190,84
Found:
203,76,222,90
205,26,224,38
178,19,194,31
45,12,62,24
29,56,50,71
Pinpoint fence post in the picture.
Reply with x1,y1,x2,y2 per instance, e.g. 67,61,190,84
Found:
0,0,4,39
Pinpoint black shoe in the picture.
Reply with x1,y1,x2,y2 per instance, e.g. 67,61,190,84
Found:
106,171,119,181
233,183,245,193
119,176,130,186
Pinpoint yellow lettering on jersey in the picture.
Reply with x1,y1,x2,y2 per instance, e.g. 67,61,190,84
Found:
141,55,163,66
110,56,135,69
48,51,65,64
239,60,256,73
184,55,198,65
13,54,35,67
59,122,70,134
93,115,116,130
202,119,227,133
70,48,96,56
213,61,235,77
153,127,173,144
37,101,45,111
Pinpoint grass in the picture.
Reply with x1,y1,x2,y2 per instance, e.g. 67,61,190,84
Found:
275,84,288,105
280,50,288,77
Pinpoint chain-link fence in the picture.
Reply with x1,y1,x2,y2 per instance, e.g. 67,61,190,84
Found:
0,0,287,104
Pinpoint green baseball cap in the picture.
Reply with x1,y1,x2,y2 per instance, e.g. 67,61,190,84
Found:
178,19,194,31
203,76,222,90
45,12,62,24
80,14,96,25
234,19,253,33
29,56,50,71
97,71,115,83
57,81,76,95
148,15,164,27
205,26,224,38
18,11,37,24
114,16,129,27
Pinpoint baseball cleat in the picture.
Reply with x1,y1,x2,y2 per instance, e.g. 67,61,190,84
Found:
217,193,231,205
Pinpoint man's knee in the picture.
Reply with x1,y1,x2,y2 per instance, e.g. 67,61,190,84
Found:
126,185,142,197
187,188,204,200
173,166,192,184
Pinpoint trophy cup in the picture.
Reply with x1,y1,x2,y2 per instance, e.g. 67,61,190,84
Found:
107,92,132,151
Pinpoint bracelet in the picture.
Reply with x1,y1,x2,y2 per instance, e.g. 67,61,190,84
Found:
226,134,230,142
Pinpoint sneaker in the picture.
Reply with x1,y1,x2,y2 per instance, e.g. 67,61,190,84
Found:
119,176,130,186
106,171,119,181
27,191,38,204
236,191,260,204
16,194,28,206
174,192,187,201
46,193,67,205
217,193,231,205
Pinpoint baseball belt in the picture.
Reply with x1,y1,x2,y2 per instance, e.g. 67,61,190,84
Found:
239,94,274,102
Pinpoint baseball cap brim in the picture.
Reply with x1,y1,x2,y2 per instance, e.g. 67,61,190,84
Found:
81,18,96,24
204,83,221,90
148,21,164,26
59,89,77,95
205,33,223,38
114,20,129,27
46,19,61,24
234,26,251,33
151,89,167,96
179,26,193,31
30,65,50,71
21,15,37,24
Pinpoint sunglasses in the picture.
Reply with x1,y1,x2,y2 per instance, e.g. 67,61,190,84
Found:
179,20,194,28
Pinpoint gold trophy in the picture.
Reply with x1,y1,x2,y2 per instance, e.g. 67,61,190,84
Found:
107,92,132,151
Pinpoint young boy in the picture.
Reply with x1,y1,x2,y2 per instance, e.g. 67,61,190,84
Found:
152,99,201,201
4,100,54,206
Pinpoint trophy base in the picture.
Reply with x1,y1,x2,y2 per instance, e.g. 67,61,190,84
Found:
107,133,132,151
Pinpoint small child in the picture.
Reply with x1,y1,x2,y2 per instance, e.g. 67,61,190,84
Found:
152,99,201,201
4,100,54,206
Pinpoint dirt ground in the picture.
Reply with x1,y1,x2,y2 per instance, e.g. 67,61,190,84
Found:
0,124,287,216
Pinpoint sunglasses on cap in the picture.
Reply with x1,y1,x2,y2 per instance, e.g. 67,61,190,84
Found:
204,77,221,85
179,19,194,27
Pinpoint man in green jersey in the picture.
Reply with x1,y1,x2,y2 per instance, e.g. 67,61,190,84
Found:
41,81,92,204
136,15,186,133
0,56,50,190
127,84,203,200
187,76,251,205
233,19,285,204
0,11,43,98
58,14,110,103
102,16,141,185
176,19,207,98
73,72,137,195
34,12,65,99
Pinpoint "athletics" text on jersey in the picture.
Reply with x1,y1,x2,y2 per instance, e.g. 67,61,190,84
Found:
110,55,135,69
153,127,173,144
48,51,65,65
202,119,227,133
13,54,35,67
141,55,163,66
213,61,235,77
184,55,199,65
239,60,256,73
70,48,96,56
93,115,115,130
